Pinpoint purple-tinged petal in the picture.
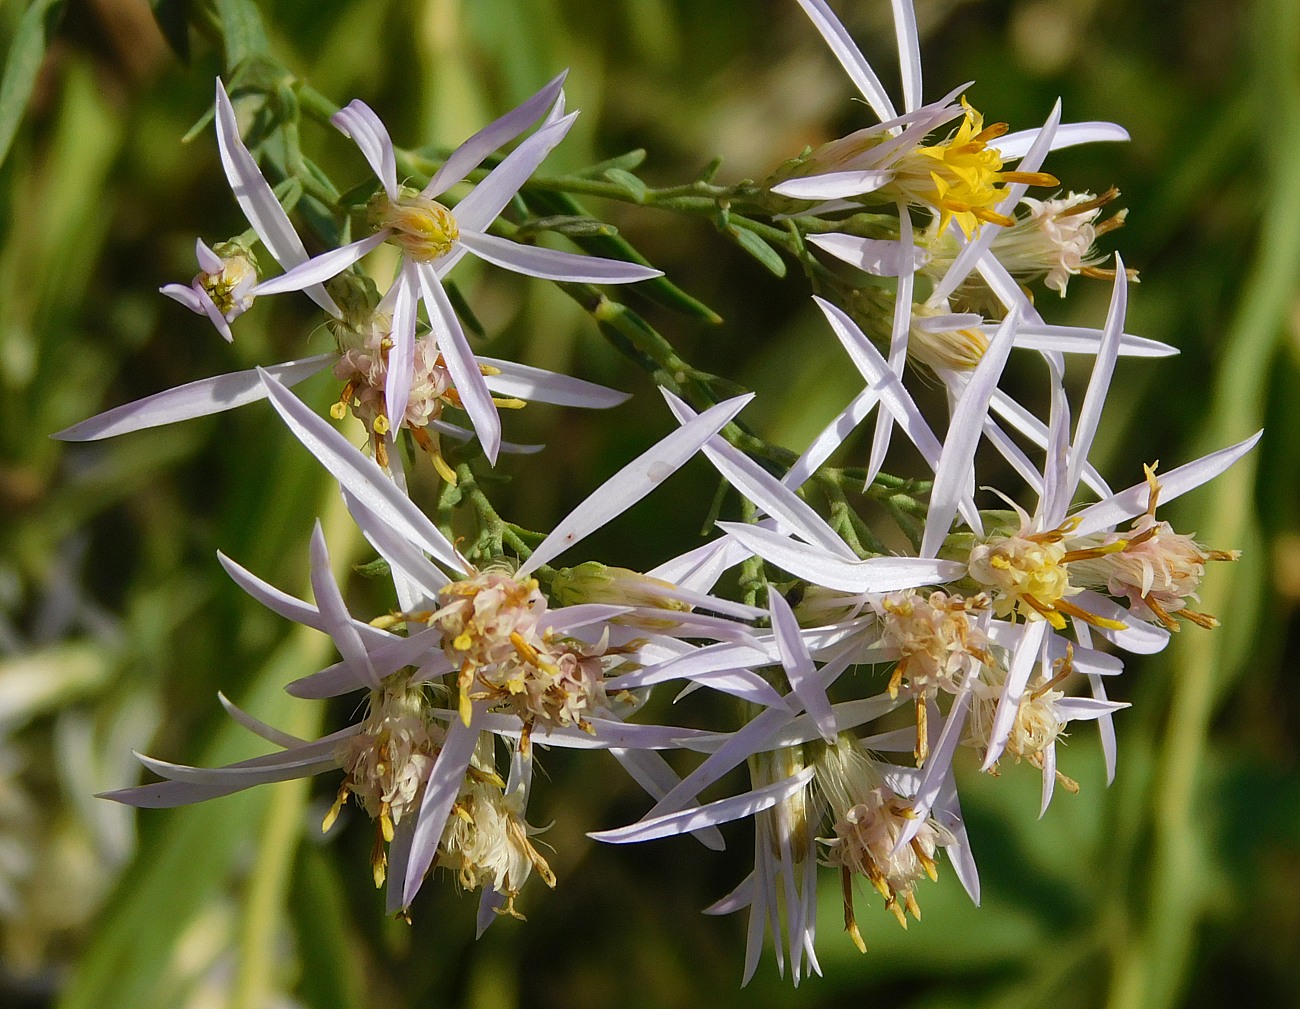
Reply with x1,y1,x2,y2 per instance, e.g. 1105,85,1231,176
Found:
609,748,725,851
989,389,1111,499
589,767,815,844
424,70,568,198
1072,432,1263,536
213,80,340,316
456,228,661,283
792,0,898,121
1074,591,1171,654
342,487,450,601
332,100,399,200
401,708,479,907
663,391,854,560
784,387,879,490
217,693,307,748
452,112,579,235
478,357,629,408
251,232,388,298
287,628,447,700
704,872,754,915
54,355,335,442
195,285,236,342
425,418,544,455
1012,324,1175,358
159,283,205,313
890,0,923,112
195,237,224,273
1075,621,1118,784
1036,355,1072,527
518,393,754,576
257,371,470,574
309,520,380,689
865,203,914,486
770,593,835,743
996,121,1129,160
1065,261,1126,509
416,265,503,464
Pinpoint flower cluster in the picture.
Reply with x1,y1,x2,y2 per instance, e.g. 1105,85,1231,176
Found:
70,0,1257,988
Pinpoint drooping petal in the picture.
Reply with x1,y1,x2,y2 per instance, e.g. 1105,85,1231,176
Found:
257,370,470,575
332,99,398,200
518,393,754,576
213,80,340,316
981,620,1049,770
456,228,662,283
217,692,306,748
608,748,725,850
159,282,205,314
53,355,335,442
424,70,568,198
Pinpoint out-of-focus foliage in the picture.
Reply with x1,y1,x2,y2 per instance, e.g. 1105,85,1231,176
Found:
0,0,1295,1007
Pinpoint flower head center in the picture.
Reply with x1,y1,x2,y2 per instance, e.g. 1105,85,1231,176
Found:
200,252,258,316
371,186,460,261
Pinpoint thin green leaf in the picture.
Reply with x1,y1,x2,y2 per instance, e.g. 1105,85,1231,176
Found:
516,214,618,239
214,0,269,69
574,148,647,178
0,0,65,171
603,167,648,203
727,224,787,277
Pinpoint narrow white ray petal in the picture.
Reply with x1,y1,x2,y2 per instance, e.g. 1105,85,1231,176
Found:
1054,697,1130,720
1012,324,1175,358
476,887,506,937
933,780,980,905
425,418,544,455
1036,355,1072,527
921,308,1020,556
590,767,815,844
770,593,835,742
383,817,416,912
784,387,879,490
609,748,726,850
627,582,763,621
800,853,823,977
342,487,450,601
971,248,1043,322
257,372,470,574
54,355,334,441
813,296,982,528
1077,629,1118,785
891,669,977,851
775,800,802,976
1072,432,1263,535
213,81,339,316
915,313,983,332
457,229,661,283
663,390,854,559
331,100,398,199
195,237,224,273
929,101,1062,304
792,0,898,121
647,536,752,592
478,357,629,408
609,639,774,691
424,71,568,197
383,268,418,439
519,393,753,575
805,233,928,275
196,287,235,342
755,821,784,980
890,0,922,112
544,604,636,633
402,711,479,907
771,168,896,201
217,693,306,748
866,204,914,486
453,112,579,234
996,121,1130,160
981,621,1048,770
251,232,389,298
704,872,754,915
742,860,768,986
719,522,965,592
309,521,380,689
287,629,447,699
982,415,1045,496
989,389,1111,499
134,747,339,786
1065,261,1127,508
417,265,503,464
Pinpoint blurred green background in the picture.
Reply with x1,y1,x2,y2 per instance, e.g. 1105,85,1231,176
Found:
0,0,1297,1007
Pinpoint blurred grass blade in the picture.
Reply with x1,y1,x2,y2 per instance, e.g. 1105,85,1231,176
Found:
0,0,65,171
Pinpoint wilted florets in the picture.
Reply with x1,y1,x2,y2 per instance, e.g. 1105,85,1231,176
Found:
332,322,453,433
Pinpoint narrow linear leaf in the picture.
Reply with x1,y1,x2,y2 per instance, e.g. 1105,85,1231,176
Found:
574,148,647,178
603,166,648,203
727,224,787,277
214,0,269,69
